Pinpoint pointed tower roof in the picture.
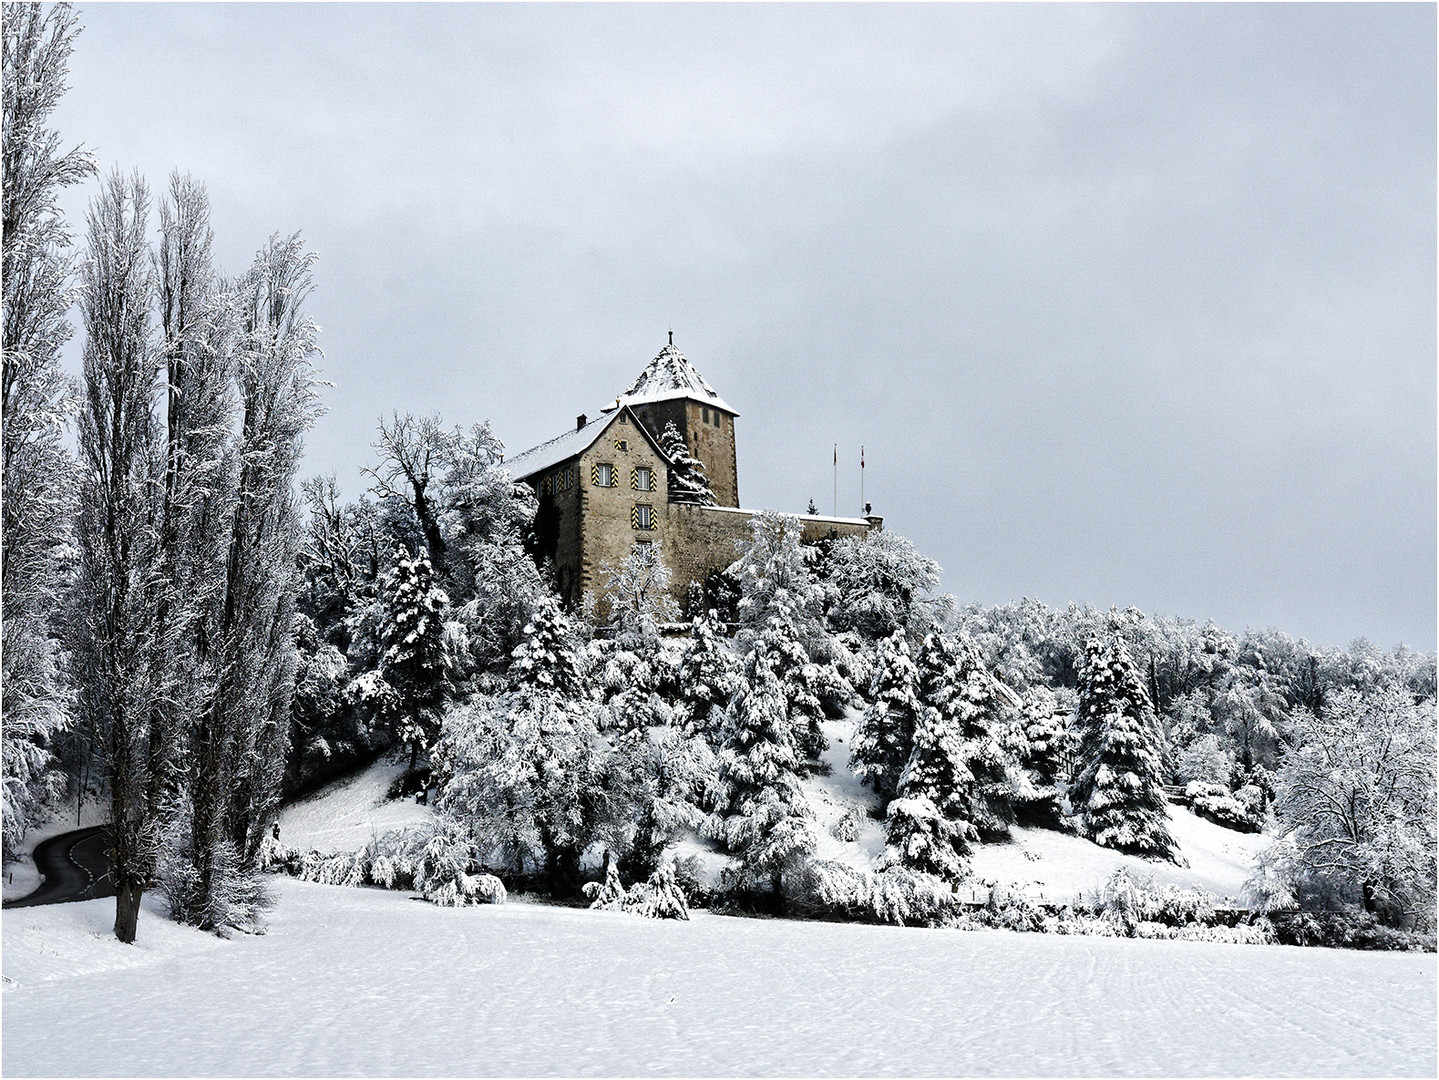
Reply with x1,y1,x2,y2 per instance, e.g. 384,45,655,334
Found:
605,339,736,415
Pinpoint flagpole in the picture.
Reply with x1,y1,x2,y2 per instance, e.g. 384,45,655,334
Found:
860,445,865,515
832,444,837,517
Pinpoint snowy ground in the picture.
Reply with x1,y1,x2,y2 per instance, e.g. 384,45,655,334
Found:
277,759,434,854
4,875,1434,1077
274,723,1268,906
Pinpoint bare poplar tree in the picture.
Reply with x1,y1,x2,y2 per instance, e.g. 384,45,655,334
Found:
1,0,95,856
74,170,162,943
185,234,321,927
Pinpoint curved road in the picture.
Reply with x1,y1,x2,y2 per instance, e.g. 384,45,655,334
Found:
3,825,114,908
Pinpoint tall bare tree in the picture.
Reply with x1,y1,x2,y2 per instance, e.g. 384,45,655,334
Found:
74,170,162,943
185,234,321,926
1,0,94,857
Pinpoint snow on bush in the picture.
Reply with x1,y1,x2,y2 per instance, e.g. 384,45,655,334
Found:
583,860,691,920
794,858,955,927
1184,782,1263,833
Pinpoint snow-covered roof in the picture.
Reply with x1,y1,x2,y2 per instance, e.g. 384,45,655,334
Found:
604,342,736,415
504,405,670,481
503,414,612,480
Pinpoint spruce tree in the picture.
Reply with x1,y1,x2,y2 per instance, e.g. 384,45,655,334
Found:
658,420,714,505
711,618,815,900
379,548,450,779
1013,687,1068,827
675,607,743,742
1071,634,1182,863
916,630,1018,842
850,630,922,803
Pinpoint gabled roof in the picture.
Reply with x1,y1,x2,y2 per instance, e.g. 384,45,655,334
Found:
504,405,670,481
604,342,736,415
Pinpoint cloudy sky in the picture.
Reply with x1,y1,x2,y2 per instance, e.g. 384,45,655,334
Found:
52,3,1435,649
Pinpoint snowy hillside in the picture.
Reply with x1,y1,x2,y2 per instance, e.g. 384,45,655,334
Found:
278,759,434,854
4,876,1433,1077
282,719,1265,905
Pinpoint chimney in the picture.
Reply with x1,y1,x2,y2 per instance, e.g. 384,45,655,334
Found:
576,413,587,431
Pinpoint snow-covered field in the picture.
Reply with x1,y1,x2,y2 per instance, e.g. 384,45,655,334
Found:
4,875,1434,1077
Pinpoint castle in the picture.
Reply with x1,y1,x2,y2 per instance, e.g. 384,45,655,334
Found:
505,338,881,615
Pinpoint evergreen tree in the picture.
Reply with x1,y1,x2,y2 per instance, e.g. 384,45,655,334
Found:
916,630,1019,842
658,419,714,505
850,630,921,802
675,608,743,742
1071,633,1182,863
1012,686,1068,828
710,618,815,900
379,548,451,779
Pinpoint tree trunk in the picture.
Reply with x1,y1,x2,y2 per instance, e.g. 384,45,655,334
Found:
114,880,144,943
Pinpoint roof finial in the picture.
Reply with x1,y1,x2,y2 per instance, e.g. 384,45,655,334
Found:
668,328,673,346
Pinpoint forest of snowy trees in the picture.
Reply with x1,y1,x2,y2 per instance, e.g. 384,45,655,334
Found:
3,3,1434,949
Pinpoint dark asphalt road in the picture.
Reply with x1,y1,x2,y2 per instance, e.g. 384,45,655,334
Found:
3,825,114,908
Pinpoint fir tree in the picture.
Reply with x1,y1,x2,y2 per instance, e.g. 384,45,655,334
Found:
658,420,714,505
1071,633,1183,863
379,548,451,779
850,630,921,802
915,630,1019,843
675,608,743,742
710,618,815,900
1013,687,1068,827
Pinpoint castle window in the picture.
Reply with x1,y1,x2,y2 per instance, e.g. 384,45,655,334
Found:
632,503,655,531
631,465,653,492
619,413,628,424
592,462,616,487
614,438,629,452
703,406,710,424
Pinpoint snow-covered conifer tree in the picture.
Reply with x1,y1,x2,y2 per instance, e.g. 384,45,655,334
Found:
675,608,743,742
436,600,625,895
916,630,1020,843
378,547,451,778
1070,632,1182,863
658,419,714,505
1012,687,1069,828
614,722,715,880
2,0,94,859
850,630,921,803
710,618,816,901
601,542,679,641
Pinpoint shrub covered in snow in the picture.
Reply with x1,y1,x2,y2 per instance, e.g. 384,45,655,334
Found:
1184,782,1263,833
792,858,955,927
584,860,691,920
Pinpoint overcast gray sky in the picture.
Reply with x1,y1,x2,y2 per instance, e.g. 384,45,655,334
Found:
52,3,1436,650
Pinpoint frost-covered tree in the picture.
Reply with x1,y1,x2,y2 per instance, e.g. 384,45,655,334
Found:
601,542,679,640
850,630,921,803
731,509,824,641
658,419,714,505
675,607,743,742
435,600,626,895
823,529,941,641
1269,685,1435,930
1070,633,1182,864
2,0,94,859
613,722,715,881
882,630,1018,875
74,170,164,943
1012,686,1068,828
378,548,451,779
732,510,844,756
709,618,816,901
184,234,322,928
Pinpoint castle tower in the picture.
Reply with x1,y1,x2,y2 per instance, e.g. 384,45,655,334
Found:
605,339,739,507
